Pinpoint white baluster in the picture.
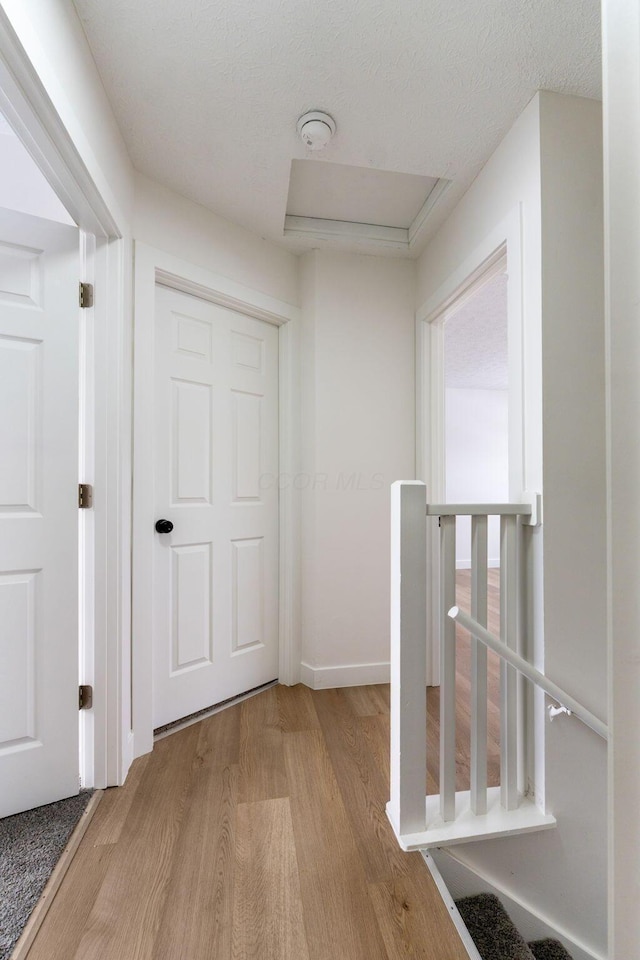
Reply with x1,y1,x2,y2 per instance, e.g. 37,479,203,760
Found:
440,513,457,822
500,514,519,810
471,515,488,816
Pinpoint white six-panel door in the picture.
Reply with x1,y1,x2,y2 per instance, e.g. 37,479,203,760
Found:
152,286,279,729
0,209,79,817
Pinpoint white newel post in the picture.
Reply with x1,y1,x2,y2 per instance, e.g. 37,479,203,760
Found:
389,481,427,838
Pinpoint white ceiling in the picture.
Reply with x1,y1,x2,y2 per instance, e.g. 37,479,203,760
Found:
72,0,601,257
445,272,508,391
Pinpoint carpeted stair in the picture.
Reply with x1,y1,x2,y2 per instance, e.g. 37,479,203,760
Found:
455,894,573,960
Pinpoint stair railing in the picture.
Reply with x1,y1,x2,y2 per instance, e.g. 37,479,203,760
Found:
388,481,606,851
448,606,608,741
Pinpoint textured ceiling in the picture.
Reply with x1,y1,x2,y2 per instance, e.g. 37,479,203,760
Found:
445,272,508,391
72,0,601,256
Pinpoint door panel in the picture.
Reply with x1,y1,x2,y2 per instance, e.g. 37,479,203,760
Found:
0,209,79,817
153,286,279,729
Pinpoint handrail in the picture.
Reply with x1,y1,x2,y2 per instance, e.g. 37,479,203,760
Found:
427,502,532,517
448,606,609,742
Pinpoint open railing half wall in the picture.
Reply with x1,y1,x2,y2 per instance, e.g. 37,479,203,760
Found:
388,481,559,851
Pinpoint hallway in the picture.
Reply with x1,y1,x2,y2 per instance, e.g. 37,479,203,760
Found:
26,684,469,960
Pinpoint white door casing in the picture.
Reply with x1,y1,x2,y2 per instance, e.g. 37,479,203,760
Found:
416,208,525,686
0,208,80,816
152,286,280,729
132,244,301,758
0,10,132,790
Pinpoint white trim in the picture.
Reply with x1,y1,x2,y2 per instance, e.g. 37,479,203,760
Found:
155,262,300,326
283,179,451,251
389,787,556,851
84,232,131,788
284,215,408,247
132,242,300,759
278,318,301,685
416,311,444,685
416,207,525,690
78,229,96,789
428,502,530,517
416,237,509,325
300,660,390,689
431,847,605,960
420,851,483,960
0,10,122,238
107,235,132,786
408,179,453,247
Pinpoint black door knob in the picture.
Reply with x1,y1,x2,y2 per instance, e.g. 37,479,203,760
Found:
155,519,173,534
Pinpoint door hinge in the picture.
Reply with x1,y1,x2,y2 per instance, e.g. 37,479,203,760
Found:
79,281,94,308
78,483,93,509
79,684,93,710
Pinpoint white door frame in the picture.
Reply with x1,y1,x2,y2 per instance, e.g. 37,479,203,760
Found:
132,243,301,759
415,206,525,685
0,11,127,788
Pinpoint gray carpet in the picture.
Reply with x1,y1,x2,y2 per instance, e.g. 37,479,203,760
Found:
456,894,535,960
529,941,574,960
456,893,573,960
0,791,93,960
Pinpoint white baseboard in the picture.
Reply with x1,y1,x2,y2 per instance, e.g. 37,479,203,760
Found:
300,660,390,689
429,848,605,960
456,559,501,570
117,730,136,787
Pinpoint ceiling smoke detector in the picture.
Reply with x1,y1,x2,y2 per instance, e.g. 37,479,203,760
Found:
297,111,336,151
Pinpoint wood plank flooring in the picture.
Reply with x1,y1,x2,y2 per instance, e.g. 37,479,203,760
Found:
27,684,470,960
26,570,501,960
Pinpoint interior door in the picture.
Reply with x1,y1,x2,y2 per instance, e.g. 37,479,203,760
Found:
0,209,80,817
152,286,279,729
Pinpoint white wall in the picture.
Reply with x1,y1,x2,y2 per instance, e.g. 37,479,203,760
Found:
134,174,298,306
300,250,415,687
602,2,640,954
445,387,509,566
0,126,74,223
417,92,607,957
539,94,606,713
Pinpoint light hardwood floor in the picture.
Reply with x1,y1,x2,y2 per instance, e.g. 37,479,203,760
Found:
27,683,471,960
26,571,500,960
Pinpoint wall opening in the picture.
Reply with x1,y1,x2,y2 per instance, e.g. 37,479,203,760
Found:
443,262,509,570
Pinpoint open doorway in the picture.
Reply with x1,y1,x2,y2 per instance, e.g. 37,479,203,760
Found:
443,263,509,570
423,257,509,794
